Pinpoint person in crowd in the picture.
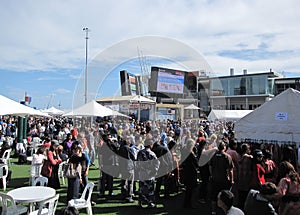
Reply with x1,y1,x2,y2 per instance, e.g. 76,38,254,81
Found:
263,149,277,184
29,124,39,138
222,132,230,149
217,190,244,215
250,149,266,190
118,137,136,203
67,143,87,201
62,133,74,158
136,138,160,208
58,126,67,144
181,138,199,208
209,140,234,215
244,182,278,215
43,140,62,189
180,129,191,149
32,146,46,164
237,143,253,210
276,161,300,215
196,129,206,144
98,134,117,197
93,129,102,166
0,140,11,158
74,138,90,191
226,138,241,205
198,139,211,204
166,139,181,195
152,131,174,199
131,135,145,194
57,145,68,161
132,135,144,157
204,123,213,137
206,133,218,150
70,125,79,140
281,146,298,172
86,128,96,166
43,137,51,149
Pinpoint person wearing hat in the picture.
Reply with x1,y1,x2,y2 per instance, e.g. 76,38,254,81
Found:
250,149,266,191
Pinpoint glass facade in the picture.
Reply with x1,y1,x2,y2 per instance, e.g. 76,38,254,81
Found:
210,74,275,96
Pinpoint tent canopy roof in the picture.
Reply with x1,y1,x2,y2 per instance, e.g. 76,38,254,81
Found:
63,100,129,118
235,88,300,143
0,94,50,117
208,109,252,122
184,104,201,110
97,95,155,104
42,106,64,115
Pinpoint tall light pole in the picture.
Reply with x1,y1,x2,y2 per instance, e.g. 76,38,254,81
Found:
83,27,90,104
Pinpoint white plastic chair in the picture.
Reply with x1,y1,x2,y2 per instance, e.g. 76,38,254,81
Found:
0,164,8,191
58,161,67,185
29,137,41,157
32,176,48,186
29,163,43,185
1,148,12,166
68,182,95,215
0,192,28,215
28,194,59,215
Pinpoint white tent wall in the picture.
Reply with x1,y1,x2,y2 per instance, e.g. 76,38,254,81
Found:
235,88,300,145
207,109,253,122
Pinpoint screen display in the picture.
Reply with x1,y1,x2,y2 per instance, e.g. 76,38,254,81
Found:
156,69,184,94
128,73,137,95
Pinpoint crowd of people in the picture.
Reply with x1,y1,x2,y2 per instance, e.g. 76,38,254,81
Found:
1,114,300,214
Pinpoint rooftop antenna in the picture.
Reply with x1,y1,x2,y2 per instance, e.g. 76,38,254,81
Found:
137,47,150,96
83,27,90,104
47,94,54,109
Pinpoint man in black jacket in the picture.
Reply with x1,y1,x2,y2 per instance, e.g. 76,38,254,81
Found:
152,133,174,199
118,137,136,203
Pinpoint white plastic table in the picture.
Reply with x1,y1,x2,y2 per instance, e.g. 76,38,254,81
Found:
7,186,56,203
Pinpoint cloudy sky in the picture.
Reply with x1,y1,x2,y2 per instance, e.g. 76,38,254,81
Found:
1,0,300,110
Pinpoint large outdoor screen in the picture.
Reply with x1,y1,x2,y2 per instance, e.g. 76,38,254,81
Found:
150,67,185,94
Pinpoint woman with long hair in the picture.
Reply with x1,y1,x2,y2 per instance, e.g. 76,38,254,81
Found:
277,161,300,215
67,143,87,201
42,140,62,189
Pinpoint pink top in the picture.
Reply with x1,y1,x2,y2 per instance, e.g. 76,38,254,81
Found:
277,177,300,215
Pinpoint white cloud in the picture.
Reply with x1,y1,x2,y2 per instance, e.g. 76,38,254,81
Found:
1,0,299,73
1,0,300,108
54,88,71,94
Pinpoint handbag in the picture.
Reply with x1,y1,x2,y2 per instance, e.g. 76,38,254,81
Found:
41,160,52,178
64,162,81,178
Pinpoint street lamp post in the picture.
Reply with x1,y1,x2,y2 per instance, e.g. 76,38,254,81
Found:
83,27,90,104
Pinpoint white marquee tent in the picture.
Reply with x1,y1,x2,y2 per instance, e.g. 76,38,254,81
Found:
208,109,252,122
0,94,50,117
42,106,64,116
235,88,300,144
184,104,201,110
63,100,129,118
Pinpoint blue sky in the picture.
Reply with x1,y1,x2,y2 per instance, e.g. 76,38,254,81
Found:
1,0,300,110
